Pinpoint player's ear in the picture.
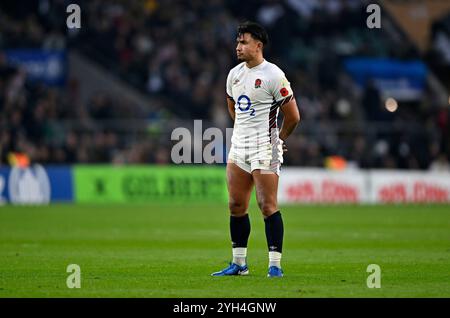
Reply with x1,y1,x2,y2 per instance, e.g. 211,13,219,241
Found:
257,41,264,51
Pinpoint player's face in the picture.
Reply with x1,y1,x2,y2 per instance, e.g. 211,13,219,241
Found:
236,33,261,62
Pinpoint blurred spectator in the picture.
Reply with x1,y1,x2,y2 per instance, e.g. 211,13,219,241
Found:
429,153,450,172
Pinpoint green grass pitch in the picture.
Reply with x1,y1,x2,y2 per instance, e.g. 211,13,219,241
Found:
0,203,449,297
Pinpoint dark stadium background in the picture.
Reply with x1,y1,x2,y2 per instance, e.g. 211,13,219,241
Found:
1,0,449,169
0,0,449,299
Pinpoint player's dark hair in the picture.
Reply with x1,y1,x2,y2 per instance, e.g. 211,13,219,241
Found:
237,21,269,46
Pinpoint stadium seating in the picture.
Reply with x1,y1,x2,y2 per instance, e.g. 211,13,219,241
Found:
0,0,449,170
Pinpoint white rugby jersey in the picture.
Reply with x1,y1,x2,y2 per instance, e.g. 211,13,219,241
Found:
226,59,294,149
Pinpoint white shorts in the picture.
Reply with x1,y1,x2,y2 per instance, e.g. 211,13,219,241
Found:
227,139,284,175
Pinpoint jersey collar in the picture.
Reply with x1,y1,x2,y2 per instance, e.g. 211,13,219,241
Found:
244,59,267,71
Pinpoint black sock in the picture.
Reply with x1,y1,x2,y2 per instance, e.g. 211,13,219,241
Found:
264,211,284,253
230,214,251,248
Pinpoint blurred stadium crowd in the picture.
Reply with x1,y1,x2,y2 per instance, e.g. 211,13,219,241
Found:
1,0,449,170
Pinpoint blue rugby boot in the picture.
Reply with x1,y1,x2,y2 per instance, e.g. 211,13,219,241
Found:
211,262,249,276
267,266,283,277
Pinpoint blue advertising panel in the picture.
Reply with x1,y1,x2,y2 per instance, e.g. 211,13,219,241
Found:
4,50,67,86
343,58,427,101
0,165,73,204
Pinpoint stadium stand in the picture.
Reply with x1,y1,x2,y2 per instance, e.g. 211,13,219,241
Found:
0,0,449,170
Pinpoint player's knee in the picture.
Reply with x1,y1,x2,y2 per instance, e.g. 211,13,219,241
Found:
257,199,277,216
229,200,248,216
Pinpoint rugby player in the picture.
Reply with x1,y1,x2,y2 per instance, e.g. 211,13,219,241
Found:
212,21,301,277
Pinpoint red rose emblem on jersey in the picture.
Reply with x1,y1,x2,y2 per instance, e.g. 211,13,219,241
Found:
255,79,262,88
280,87,289,97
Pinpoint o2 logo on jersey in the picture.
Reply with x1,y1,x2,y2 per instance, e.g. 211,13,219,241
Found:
237,95,255,116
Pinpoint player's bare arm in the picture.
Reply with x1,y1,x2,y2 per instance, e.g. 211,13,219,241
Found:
279,97,300,148
227,96,235,121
